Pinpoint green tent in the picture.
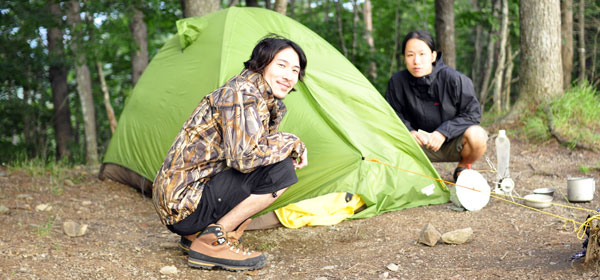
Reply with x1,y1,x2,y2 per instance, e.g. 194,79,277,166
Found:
100,7,449,218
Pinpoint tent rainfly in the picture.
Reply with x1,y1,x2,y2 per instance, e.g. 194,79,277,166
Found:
100,7,449,219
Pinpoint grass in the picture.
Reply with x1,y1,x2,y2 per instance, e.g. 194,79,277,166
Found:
9,156,76,195
516,83,600,150
35,216,56,237
547,83,600,149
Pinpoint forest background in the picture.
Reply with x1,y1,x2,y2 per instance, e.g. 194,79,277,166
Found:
1,0,599,167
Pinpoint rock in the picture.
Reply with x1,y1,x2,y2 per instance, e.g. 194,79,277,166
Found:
64,179,75,187
386,263,399,272
159,265,178,275
379,272,390,279
418,223,441,247
442,227,473,244
322,265,335,270
0,205,9,214
35,204,52,211
17,194,33,200
81,200,92,206
63,220,88,237
159,242,178,249
315,277,328,280
0,170,7,176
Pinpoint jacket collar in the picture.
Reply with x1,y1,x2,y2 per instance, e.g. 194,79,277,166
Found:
239,69,281,112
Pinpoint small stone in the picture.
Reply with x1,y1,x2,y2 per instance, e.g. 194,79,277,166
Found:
322,265,335,270
0,171,7,177
418,223,441,247
387,263,399,272
17,194,33,200
159,265,178,275
63,220,88,237
64,179,75,187
0,205,9,214
159,242,178,249
35,204,52,211
315,277,328,280
379,272,390,279
442,227,473,245
81,200,92,206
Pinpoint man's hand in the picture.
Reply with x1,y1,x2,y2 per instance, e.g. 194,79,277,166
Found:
425,131,446,152
410,130,428,147
293,148,308,170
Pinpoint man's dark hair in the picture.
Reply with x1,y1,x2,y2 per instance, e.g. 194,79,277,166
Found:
244,34,307,81
401,30,436,55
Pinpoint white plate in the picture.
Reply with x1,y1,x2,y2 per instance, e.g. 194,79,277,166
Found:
454,169,491,211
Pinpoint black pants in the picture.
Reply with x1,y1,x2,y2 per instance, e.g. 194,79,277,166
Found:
167,158,297,236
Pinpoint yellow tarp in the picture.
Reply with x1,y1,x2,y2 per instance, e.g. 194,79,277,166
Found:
274,193,365,228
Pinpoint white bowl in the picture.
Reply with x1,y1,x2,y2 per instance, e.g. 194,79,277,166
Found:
533,187,555,197
523,194,553,208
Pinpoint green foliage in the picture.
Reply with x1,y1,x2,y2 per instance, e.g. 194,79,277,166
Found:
521,109,551,143
1,0,599,166
547,83,600,150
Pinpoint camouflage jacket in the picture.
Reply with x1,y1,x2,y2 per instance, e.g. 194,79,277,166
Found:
152,69,305,225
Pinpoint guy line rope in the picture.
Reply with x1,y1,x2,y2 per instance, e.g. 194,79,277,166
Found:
364,157,600,240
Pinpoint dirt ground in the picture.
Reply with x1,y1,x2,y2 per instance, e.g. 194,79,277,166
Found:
1,136,600,280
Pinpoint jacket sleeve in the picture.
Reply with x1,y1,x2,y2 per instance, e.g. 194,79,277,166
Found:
436,74,481,140
221,89,305,173
385,76,414,132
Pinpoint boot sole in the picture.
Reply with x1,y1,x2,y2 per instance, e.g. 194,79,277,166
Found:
188,257,266,271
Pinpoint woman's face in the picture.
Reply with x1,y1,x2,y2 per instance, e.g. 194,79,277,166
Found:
404,38,437,78
263,47,301,99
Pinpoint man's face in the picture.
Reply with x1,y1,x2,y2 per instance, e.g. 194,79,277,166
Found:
263,47,301,99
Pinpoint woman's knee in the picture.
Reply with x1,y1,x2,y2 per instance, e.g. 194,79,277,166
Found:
464,126,488,147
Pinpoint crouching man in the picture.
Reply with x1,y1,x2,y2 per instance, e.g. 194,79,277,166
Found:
152,35,308,271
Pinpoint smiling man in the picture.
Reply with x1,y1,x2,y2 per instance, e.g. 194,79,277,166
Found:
152,35,308,271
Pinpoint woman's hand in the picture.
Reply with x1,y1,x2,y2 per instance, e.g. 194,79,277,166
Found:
425,131,446,152
410,130,427,147
293,148,308,170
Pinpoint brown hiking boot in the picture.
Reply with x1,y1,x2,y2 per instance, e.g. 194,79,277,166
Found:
187,223,265,271
179,219,251,254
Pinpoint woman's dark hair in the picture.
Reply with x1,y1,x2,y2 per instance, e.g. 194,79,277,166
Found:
244,34,307,81
401,30,436,55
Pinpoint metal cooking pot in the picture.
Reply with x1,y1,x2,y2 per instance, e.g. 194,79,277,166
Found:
567,177,596,202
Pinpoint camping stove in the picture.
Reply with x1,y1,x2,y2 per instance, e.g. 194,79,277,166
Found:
494,177,515,195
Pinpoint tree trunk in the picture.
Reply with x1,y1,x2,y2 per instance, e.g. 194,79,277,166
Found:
516,0,562,107
389,5,401,77
181,0,220,18
363,0,377,81
561,0,574,89
592,28,600,84
492,0,508,112
97,62,117,134
274,0,287,14
502,47,518,111
67,0,99,165
577,0,585,82
289,0,295,18
129,4,148,87
471,0,483,94
246,0,259,7
323,0,330,22
479,0,500,109
265,0,271,9
435,0,456,69
351,0,359,62
334,0,348,57
46,1,74,160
